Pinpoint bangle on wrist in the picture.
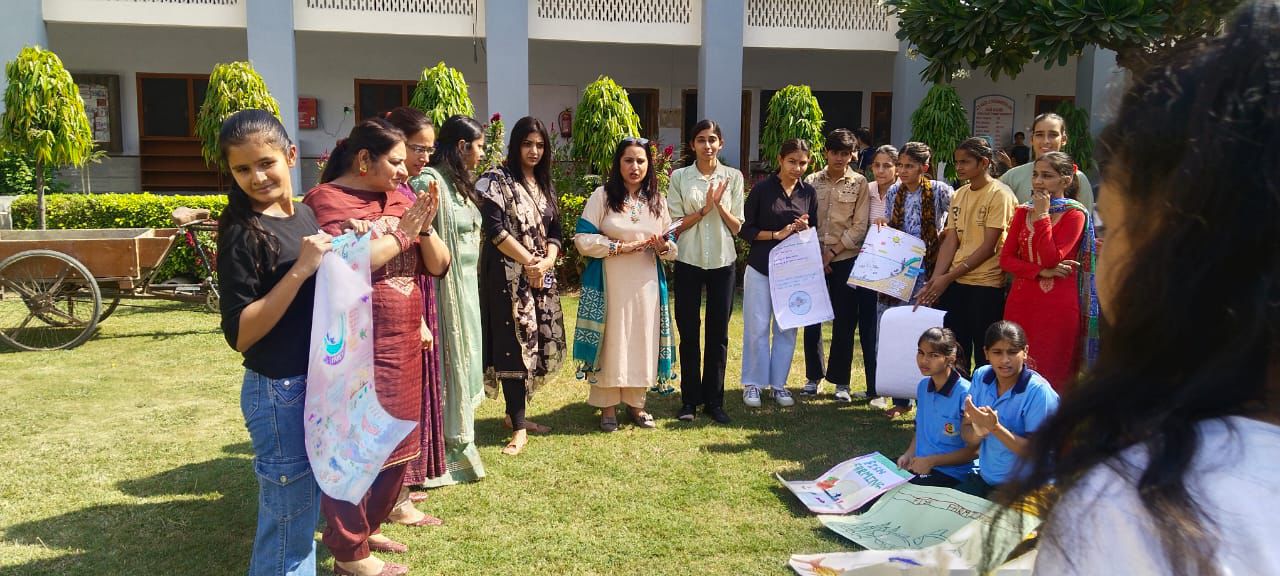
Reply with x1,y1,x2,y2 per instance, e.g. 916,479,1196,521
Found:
391,229,412,252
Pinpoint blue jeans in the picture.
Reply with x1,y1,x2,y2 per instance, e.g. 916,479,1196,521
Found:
741,267,798,390
241,369,321,576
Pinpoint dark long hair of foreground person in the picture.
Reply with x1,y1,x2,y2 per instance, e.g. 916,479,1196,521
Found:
987,2,1280,574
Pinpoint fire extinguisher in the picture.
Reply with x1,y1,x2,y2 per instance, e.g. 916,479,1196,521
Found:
558,108,572,139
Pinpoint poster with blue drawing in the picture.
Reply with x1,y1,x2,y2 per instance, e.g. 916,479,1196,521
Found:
848,225,927,302
304,232,416,503
769,228,834,330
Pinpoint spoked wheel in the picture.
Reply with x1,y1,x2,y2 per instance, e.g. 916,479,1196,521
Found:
0,250,102,351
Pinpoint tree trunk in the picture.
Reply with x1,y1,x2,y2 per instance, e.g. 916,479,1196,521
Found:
36,161,46,230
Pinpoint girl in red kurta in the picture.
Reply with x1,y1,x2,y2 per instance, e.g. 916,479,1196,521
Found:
999,152,1098,394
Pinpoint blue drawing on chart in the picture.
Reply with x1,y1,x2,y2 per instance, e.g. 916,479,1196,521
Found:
789,291,813,315
322,312,347,365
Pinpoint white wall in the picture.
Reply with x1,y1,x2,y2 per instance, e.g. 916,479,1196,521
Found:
48,23,248,157
295,32,489,158
949,61,1079,148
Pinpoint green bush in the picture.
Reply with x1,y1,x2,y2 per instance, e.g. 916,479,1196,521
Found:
0,151,64,195
9,193,226,281
760,85,825,172
910,84,970,181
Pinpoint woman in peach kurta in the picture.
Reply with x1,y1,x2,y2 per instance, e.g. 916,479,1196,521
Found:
572,139,677,432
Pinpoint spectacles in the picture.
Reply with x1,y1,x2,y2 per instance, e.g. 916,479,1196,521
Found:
621,137,650,147
407,144,435,155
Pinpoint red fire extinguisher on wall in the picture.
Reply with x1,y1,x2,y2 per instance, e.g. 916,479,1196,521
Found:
558,108,572,139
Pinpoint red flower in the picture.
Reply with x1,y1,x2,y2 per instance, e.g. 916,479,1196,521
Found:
664,145,674,157
490,112,501,122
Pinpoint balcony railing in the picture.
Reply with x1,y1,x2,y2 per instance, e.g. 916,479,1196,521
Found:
529,0,700,45
43,0,245,27
744,0,898,52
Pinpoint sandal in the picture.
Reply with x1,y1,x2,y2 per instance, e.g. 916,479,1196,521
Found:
367,534,408,554
502,432,527,456
600,413,618,433
629,408,656,429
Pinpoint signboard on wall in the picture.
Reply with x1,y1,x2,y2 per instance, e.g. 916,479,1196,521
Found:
972,94,1015,150
73,73,122,153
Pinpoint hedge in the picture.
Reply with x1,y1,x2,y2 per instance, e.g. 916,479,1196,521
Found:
8,192,598,288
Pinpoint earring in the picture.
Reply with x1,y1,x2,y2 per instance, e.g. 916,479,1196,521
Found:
359,164,368,176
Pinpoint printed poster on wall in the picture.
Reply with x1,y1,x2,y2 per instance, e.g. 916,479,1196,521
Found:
972,95,1015,150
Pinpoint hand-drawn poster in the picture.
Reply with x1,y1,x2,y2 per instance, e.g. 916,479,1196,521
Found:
817,483,1041,563
788,549,1037,576
848,225,927,301
769,227,834,330
875,306,947,399
777,452,913,514
305,232,416,503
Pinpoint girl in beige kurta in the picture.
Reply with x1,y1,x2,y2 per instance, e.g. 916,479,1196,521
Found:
572,139,677,431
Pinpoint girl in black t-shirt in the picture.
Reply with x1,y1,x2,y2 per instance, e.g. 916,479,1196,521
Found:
215,109,332,576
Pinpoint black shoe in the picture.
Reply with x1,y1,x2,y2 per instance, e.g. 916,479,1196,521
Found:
704,405,732,424
677,404,697,421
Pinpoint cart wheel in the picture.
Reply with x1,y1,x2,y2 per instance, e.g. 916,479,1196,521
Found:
0,249,102,351
204,278,220,313
98,292,122,322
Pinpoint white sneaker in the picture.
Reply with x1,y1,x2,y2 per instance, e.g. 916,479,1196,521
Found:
800,380,820,396
834,387,852,402
743,386,762,408
772,387,796,407
870,397,889,409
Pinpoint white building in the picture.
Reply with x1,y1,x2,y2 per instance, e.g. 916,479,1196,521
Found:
2,0,1120,193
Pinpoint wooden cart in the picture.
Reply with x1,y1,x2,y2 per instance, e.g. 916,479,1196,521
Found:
0,211,218,351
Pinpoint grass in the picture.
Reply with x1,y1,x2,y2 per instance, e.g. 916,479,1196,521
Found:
0,295,913,575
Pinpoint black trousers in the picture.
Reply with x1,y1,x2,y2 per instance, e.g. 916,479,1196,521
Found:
938,282,1007,376
908,471,964,488
672,261,736,409
803,259,878,388
502,378,527,431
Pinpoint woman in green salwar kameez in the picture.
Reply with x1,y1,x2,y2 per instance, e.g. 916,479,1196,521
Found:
412,115,488,486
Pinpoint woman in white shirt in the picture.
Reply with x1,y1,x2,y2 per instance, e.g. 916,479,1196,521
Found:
990,2,1280,574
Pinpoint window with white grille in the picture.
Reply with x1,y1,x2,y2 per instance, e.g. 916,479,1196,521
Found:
746,0,888,31
305,0,474,15
536,0,690,24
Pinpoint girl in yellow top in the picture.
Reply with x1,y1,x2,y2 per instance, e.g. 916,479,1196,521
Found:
916,137,1016,374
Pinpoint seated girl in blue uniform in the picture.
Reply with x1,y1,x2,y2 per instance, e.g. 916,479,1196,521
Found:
897,327,979,488
958,320,1060,498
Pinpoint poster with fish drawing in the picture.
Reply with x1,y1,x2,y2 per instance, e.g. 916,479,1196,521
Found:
304,232,416,503
848,225,927,302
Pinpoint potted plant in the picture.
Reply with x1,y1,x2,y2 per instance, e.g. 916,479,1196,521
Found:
759,85,826,172
409,62,476,129
571,75,642,175
909,84,970,181
195,61,281,170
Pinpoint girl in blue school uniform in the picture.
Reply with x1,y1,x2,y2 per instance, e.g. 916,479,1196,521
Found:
896,327,979,488
958,320,1060,498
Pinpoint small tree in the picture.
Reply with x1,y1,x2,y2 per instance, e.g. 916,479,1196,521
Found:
409,62,475,129
1055,100,1095,172
884,0,1245,81
195,61,281,169
909,84,970,181
476,112,505,176
571,76,642,176
760,85,825,172
1,46,94,229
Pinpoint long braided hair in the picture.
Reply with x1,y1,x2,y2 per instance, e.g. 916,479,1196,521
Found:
889,141,940,276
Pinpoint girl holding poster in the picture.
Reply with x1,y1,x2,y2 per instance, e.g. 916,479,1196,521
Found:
216,109,331,576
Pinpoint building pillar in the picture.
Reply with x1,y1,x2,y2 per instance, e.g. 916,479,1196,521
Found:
1,0,48,115
486,0,529,141
247,0,300,186
890,39,930,146
1075,46,1124,139
698,0,744,168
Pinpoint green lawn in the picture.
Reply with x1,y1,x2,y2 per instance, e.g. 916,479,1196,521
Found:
0,295,913,575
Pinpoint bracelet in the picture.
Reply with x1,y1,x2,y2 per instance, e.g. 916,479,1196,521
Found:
771,230,777,240
391,229,412,252
417,227,435,238
607,240,619,257
958,261,971,271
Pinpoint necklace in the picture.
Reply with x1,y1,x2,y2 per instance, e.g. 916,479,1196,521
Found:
625,191,647,223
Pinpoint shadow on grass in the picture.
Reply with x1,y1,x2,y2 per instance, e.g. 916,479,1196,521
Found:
3,442,329,575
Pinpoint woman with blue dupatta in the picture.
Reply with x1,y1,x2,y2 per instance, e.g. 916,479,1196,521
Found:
998,151,1099,394
572,138,678,432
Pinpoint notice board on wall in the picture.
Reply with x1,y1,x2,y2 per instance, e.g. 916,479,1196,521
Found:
972,94,1015,150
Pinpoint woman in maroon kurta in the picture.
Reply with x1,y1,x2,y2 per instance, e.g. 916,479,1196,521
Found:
383,107,447,521
999,152,1094,394
303,118,450,576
